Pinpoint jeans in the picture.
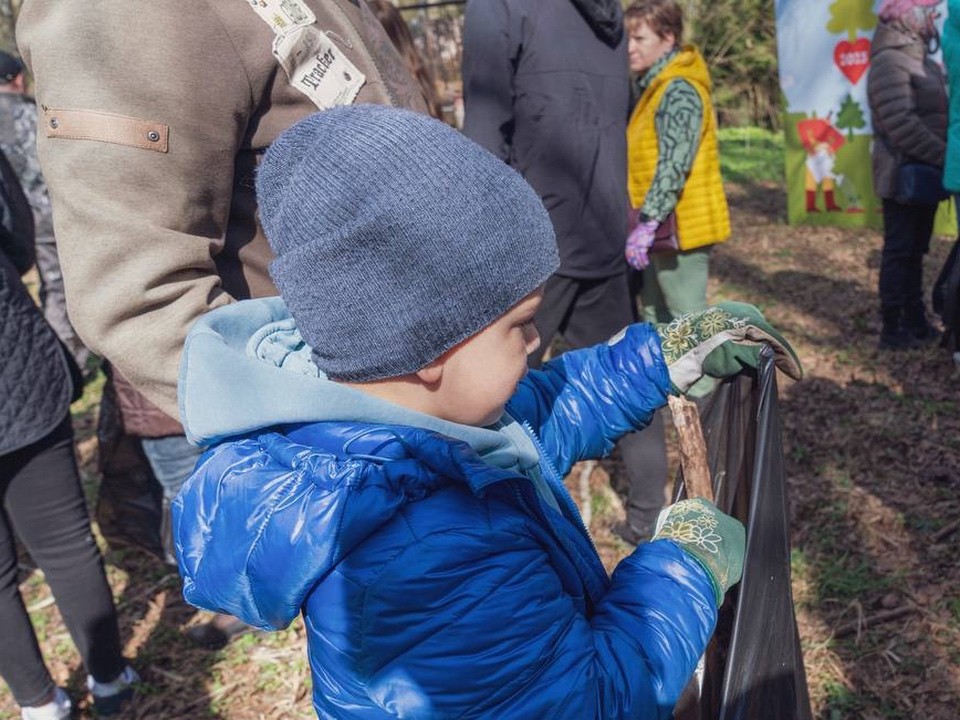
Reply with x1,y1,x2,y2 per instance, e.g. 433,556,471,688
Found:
0,418,124,706
140,435,204,565
140,435,204,501
879,199,936,312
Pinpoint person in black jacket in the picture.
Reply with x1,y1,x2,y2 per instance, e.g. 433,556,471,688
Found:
461,0,669,543
0,51,90,372
0,150,137,719
867,0,946,349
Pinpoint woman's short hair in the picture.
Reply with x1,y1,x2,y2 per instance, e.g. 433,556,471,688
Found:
625,0,684,43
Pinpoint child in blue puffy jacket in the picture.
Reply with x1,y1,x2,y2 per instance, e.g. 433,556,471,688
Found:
173,105,801,719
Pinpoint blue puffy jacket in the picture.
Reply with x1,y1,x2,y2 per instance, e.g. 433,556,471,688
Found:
174,298,718,719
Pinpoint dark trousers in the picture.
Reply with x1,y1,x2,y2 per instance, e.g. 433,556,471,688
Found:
529,273,668,537
880,199,936,313
0,417,124,706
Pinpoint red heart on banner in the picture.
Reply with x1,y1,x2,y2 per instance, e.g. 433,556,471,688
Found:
834,38,871,84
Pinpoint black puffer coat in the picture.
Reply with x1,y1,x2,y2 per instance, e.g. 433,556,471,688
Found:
867,20,948,199
0,149,75,455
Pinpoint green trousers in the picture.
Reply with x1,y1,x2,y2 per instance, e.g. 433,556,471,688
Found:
639,246,713,324
640,246,716,398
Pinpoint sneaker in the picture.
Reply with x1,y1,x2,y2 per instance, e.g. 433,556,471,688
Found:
87,665,139,716
21,687,71,720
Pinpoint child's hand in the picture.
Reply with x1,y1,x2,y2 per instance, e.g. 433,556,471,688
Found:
655,302,802,394
652,498,745,606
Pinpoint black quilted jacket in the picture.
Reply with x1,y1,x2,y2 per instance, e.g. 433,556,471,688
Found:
0,149,73,456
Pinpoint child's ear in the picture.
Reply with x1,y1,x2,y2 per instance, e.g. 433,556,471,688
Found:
415,358,444,386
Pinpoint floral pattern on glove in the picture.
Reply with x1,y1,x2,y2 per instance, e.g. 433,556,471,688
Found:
653,498,745,606
657,511,722,555
657,307,747,365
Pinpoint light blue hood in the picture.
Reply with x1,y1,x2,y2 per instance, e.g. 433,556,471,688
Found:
178,297,542,475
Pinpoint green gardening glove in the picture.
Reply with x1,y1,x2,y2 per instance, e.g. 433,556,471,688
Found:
652,498,745,606
656,301,803,394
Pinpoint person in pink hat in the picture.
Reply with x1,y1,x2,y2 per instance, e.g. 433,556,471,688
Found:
867,0,946,348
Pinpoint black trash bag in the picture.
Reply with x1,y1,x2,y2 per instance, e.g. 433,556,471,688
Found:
671,346,813,720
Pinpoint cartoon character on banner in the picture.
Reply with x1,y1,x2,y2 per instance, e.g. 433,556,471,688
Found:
797,115,846,213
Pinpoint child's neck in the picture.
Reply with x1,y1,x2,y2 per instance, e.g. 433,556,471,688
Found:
342,377,450,424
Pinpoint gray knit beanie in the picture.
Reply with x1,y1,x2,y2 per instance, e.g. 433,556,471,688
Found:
257,105,559,381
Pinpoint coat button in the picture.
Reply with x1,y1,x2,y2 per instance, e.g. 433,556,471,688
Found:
49,117,59,129
147,131,160,142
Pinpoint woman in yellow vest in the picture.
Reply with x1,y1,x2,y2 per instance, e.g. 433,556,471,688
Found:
624,0,730,337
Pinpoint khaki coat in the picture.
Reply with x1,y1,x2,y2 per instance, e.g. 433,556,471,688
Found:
17,0,428,419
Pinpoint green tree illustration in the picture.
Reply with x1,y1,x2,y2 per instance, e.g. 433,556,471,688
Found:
826,0,877,41
835,94,866,139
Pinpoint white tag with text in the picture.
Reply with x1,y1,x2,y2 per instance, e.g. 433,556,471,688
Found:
272,26,366,110
247,0,316,34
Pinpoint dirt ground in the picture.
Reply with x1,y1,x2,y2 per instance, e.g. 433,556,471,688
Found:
590,181,960,720
2,181,959,719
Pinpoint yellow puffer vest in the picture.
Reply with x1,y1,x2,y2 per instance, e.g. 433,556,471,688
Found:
627,47,730,251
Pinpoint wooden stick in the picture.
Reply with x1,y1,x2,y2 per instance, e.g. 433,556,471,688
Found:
666,395,714,708
932,519,960,543
833,606,917,639
667,395,713,502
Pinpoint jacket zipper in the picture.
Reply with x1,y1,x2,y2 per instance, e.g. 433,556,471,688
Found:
520,420,596,547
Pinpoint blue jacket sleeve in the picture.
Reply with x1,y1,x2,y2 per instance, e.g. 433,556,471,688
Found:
461,0,518,160
351,522,717,719
506,323,671,478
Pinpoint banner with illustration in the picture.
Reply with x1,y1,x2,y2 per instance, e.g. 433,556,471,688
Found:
775,0,954,231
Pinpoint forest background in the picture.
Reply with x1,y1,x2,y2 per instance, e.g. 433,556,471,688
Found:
0,0,780,129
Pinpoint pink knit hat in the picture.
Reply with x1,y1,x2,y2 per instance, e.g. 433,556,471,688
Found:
877,0,940,22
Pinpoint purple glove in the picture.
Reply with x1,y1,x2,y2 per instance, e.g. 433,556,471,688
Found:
625,218,659,270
